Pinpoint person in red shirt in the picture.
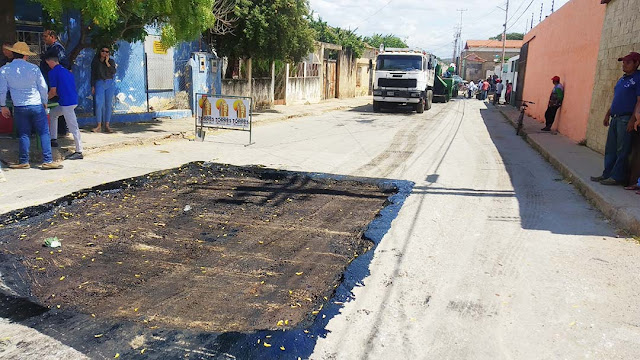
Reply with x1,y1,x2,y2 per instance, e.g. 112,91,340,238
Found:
481,79,490,100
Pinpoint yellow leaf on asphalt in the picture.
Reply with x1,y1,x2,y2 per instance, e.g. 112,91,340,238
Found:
59,276,65,281
263,342,271,347
280,346,285,351
134,274,141,278
35,257,43,260
295,272,303,276
141,349,146,354
276,320,284,326
94,334,103,338
114,354,120,358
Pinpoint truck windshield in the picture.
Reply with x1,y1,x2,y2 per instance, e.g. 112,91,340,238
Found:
376,55,422,71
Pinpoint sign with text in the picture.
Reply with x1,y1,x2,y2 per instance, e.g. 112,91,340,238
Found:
197,95,251,130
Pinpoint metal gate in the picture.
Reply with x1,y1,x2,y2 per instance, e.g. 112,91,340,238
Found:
323,60,337,99
515,41,529,106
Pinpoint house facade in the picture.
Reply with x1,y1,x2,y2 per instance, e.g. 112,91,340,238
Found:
461,40,523,81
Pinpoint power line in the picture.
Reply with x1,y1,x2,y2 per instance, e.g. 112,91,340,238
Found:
506,0,535,31
352,0,394,30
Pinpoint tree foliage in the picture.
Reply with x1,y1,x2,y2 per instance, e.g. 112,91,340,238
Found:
33,0,216,63
208,0,315,63
363,34,407,49
309,17,365,59
489,32,524,40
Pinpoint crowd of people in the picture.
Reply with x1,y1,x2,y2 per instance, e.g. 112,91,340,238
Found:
465,75,512,105
0,31,118,170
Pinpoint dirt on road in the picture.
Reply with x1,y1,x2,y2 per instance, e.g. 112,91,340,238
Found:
0,162,393,333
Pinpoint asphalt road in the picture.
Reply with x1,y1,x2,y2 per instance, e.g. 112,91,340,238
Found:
2,99,640,359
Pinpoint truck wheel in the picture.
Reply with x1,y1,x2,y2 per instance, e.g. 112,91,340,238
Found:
373,101,381,113
415,98,425,113
426,90,433,110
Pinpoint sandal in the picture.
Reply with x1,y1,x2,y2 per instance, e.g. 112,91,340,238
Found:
624,185,640,190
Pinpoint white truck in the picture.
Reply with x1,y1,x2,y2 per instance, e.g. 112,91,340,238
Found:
372,48,436,113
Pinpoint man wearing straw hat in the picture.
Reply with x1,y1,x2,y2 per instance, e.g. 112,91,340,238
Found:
0,42,63,169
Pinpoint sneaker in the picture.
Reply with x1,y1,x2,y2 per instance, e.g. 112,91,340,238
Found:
9,163,30,169
64,152,83,160
50,139,59,147
590,175,605,182
41,162,63,170
541,127,551,131
599,178,620,185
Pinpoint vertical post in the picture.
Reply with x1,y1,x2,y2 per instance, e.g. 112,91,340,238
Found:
270,60,275,107
500,0,509,76
246,57,252,98
284,63,290,105
144,52,150,112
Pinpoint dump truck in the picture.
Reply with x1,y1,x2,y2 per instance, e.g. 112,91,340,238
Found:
372,48,437,113
433,63,459,103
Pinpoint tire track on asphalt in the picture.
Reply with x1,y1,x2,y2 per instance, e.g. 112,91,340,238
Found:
353,104,453,178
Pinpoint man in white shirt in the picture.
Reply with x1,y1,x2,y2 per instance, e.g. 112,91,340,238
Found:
0,42,63,170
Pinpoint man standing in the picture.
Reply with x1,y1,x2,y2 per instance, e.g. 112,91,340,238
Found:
40,30,69,83
40,30,69,141
481,79,490,100
591,52,640,185
494,79,504,106
0,42,63,170
45,55,83,160
541,76,564,131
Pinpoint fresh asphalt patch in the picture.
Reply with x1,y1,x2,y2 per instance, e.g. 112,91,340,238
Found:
0,162,412,359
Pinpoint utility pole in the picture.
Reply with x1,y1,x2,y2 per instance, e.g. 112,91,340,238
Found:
539,3,543,23
551,0,554,13
500,0,509,76
455,9,467,74
531,12,534,30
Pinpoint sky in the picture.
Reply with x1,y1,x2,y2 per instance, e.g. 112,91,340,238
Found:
308,0,571,58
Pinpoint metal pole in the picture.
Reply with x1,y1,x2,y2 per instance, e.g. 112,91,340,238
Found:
500,0,509,76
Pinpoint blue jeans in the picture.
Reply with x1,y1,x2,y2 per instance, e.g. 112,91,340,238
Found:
14,105,52,164
482,90,488,100
602,115,633,182
95,79,115,125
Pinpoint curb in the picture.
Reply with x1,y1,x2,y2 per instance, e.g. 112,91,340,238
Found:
85,101,368,155
497,107,640,236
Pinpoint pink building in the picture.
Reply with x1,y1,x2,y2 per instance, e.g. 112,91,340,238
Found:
520,0,606,142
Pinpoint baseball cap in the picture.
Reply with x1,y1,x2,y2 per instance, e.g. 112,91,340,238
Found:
618,52,640,62
551,76,560,82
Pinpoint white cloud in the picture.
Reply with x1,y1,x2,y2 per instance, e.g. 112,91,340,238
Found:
308,0,571,58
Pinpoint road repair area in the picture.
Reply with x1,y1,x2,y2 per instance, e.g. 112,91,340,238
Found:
0,162,410,358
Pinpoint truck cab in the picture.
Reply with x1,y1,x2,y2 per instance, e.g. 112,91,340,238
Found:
372,49,436,113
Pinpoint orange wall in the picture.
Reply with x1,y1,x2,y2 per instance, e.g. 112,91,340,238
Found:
522,0,605,142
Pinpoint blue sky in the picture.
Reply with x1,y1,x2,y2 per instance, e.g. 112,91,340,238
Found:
308,0,571,58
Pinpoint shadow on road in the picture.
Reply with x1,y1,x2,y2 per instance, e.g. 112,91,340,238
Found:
478,106,613,236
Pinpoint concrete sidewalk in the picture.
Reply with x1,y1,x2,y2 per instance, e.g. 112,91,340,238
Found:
0,96,372,163
496,103,640,235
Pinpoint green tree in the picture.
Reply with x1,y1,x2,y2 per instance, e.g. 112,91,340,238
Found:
363,34,407,49
209,0,315,63
309,17,365,58
33,0,216,63
489,33,524,40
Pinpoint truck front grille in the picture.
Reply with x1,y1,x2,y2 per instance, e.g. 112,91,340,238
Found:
378,78,417,88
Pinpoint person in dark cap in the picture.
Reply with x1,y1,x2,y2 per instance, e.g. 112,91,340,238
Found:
591,52,640,186
541,76,564,131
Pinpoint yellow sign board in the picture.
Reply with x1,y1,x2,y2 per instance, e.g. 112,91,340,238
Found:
153,41,168,55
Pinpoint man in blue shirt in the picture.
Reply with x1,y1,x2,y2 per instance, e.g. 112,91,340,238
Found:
0,42,63,169
591,52,640,185
46,55,83,160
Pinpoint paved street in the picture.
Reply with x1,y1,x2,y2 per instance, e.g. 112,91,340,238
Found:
2,99,640,359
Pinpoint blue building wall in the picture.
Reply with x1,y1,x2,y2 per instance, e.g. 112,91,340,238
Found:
58,12,218,121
